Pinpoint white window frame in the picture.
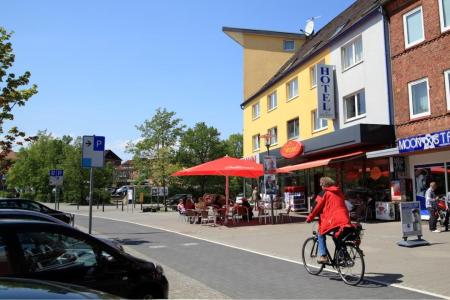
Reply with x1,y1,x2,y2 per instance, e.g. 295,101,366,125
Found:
310,60,325,88
267,91,277,111
312,110,328,132
343,89,366,123
341,35,363,71
403,6,425,48
283,40,295,51
252,134,260,152
286,78,299,101
287,118,299,140
267,127,278,145
439,0,450,32
252,102,260,120
408,77,430,119
444,70,450,110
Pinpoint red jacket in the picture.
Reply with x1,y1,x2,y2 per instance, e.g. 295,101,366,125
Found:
306,186,350,236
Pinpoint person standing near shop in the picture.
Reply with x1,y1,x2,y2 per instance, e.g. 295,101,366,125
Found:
252,186,260,209
425,182,440,232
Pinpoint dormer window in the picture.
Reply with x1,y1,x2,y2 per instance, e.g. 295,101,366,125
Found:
283,40,295,51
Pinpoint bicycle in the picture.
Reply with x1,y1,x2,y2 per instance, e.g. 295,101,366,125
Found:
301,222,365,286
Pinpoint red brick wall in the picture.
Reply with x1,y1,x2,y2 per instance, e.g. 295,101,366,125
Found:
385,0,450,138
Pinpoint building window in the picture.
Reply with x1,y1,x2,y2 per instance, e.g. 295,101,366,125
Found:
403,6,425,48
268,127,278,145
439,0,450,32
408,78,430,119
310,60,325,88
283,40,295,51
252,102,260,119
312,110,328,132
252,134,260,151
344,90,366,122
341,36,363,70
267,91,277,111
286,78,298,100
287,118,299,139
445,70,450,110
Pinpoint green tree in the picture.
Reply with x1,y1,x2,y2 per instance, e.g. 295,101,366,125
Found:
175,122,226,195
224,133,243,158
0,27,38,174
128,107,185,211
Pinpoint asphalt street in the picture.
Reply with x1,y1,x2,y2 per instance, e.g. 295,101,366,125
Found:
75,215,435,299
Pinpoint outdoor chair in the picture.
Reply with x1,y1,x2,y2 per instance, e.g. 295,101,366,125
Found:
184,209,197,224
200,210,210,225
277,205,292,223
233,206,249,224
258,207,271,224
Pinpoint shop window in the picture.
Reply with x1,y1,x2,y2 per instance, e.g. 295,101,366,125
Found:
403,6,425,48
445,70,450,110
344,89,366,122
267,91,277,111
252,102,260,120
414,164,447,211
286,78,299,101
408,78,430,119
341,36,363,70
439,0,450,32
252,134,260,151
312,109,328,132
287,118,299,139
267,127,278,145
283,40,295,51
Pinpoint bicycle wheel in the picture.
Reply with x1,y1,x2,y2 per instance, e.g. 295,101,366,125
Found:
302,236,324,275
336,243,365,286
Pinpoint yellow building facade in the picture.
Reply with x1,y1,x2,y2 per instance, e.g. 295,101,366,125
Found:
242,50,333,157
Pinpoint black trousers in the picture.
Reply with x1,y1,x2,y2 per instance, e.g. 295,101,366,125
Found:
428,207,438,231
444,209,449,231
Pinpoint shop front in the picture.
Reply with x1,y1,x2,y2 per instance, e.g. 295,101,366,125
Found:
398,129,450,218
268,123,396,221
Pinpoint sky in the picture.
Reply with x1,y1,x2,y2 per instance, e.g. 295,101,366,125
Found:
2,0,354,161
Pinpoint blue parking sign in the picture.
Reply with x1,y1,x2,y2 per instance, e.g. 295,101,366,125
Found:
94,136,105,151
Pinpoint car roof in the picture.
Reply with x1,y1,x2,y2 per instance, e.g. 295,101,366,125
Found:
0,209,67,225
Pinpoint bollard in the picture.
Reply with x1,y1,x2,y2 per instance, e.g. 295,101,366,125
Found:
116,199,118,209
122,201,124,211
102,199,104,212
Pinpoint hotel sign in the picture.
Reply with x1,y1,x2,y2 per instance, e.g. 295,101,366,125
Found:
398,129,450,153
317,64,335,119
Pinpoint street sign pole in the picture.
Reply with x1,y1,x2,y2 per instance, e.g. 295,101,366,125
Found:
88,167,93,234
55,186,58,210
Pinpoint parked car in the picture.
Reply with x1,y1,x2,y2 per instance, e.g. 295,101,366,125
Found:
0,277,119,299
0,219,169,299
167,194,192,209
112,186,129,196
0,198,74,225
0,209,123,252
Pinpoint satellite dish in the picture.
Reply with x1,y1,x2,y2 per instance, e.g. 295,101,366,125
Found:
304,16,321,37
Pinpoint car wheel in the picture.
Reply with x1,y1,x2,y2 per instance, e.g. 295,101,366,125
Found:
132,286,162,300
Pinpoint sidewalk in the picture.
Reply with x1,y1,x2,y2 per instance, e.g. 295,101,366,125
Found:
57,203,450,298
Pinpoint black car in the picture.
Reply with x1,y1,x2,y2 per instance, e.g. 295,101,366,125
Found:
167,194,192,209
0,277,119,299
0,198,73,224
0,220,169,299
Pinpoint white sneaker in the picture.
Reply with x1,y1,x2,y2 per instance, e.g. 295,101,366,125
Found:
432,229,441,233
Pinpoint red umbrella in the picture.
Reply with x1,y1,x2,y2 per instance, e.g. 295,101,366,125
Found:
171,156,263,223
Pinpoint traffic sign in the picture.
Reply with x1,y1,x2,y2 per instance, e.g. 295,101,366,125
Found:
82,135,105,168
49,169,64,186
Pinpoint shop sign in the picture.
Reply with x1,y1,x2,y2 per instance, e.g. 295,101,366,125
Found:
317,64,335,119
398,129,450,153
280,140,304,158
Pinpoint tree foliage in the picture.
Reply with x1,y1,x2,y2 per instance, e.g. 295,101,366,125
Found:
0,27,38,173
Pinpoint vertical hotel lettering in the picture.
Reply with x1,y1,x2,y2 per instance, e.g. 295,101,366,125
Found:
317,64,335,119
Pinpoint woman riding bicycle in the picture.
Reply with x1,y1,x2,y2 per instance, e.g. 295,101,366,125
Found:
306,177,351,264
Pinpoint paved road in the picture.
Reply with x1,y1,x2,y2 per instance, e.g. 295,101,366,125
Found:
75,215,435,299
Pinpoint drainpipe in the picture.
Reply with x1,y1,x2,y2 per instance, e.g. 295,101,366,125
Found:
381,6,395,133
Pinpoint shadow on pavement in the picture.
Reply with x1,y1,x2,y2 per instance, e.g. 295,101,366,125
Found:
364,272,404,286
112,238,151,246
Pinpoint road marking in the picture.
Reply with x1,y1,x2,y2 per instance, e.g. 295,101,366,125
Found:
181,242,198,246
73,213,449,300
148,245,167,249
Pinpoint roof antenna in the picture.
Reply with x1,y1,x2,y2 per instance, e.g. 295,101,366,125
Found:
300,16,321,37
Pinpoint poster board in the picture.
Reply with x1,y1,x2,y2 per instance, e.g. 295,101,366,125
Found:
400,202,423,238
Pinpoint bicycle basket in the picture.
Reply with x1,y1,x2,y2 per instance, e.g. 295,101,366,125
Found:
341,223,363,245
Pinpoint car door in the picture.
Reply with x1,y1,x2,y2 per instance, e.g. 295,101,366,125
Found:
13,225,130,297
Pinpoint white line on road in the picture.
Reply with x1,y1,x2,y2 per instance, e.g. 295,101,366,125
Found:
148,245,167,249
181,242,199,246
73,213,449,300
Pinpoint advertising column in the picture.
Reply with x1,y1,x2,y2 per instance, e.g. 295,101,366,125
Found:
263,156,277,224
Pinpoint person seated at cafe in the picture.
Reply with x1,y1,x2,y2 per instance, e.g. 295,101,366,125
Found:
177,199,186,214
195,197,207,210
185,198,195,210
241,198,253,221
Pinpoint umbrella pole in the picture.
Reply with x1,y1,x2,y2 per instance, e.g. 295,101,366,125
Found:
225,175,229,225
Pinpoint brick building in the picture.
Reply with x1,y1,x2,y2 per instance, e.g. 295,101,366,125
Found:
383,0,450,216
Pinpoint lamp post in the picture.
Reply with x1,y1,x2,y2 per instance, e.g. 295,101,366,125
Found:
261,133,275,225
